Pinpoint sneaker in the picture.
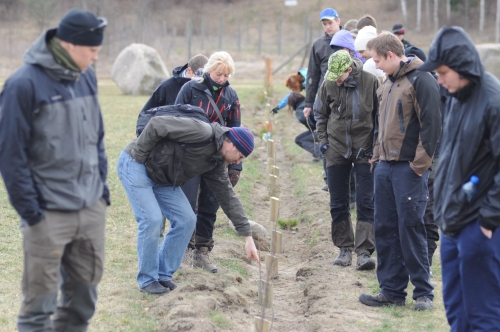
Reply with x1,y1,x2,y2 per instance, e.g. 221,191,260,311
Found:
359,293,405,307
140,281,169,295
193,247,218,273
356,253,376,271
181,248,193,268
414,296,433,311
159,280,178,291
333,247,352,266
321,185,329,192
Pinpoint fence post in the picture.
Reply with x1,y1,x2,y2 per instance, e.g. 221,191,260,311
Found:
258,14,263,55
218,17,223,50
186,19,192,60
169,27,177,56
238,19,242,53
278,16,282,55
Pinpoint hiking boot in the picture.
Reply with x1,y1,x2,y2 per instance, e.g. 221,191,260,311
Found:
356,253,376,271
321,185,329,192
333,247,352,266
159,280,178,291
414,296,433,311
181,248,193,268
193,247,218,273
140,281,169,295
359,293,405,307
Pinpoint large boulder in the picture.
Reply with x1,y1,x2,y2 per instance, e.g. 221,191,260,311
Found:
476,43,500,79
112,43,169,95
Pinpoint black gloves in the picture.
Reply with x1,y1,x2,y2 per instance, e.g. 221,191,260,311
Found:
270,107,279,114
228,169,240,187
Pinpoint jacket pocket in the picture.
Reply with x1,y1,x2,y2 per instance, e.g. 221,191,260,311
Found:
402,193,428,227
397,100,405,134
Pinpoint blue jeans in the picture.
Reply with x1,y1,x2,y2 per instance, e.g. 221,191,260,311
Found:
117,151,196,288
441,219,500,331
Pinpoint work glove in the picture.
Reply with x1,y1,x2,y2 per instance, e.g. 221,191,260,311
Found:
228,169,240,187
270,106,279,114
320,143,329,154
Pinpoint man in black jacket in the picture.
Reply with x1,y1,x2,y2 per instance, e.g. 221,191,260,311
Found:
419,26,500,331
0,9,109,331
136,54,208,136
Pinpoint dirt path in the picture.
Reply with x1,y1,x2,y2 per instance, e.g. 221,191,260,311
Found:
146,113,383,331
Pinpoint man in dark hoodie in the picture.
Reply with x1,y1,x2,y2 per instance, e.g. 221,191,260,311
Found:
359,32,441,311
136,54,208,136
418,26,500,331
316,50,379,271
0,9,109,331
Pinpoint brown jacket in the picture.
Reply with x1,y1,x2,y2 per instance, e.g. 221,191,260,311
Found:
372,57,441,175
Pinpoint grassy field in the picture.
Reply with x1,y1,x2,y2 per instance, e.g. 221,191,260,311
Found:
0,78,448,331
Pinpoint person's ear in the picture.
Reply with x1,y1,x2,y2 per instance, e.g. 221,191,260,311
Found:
186,67,194,77
348,67,353,74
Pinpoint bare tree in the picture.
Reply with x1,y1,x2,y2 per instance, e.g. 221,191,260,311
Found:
497,0,500,43
401,0,408,26
479,0,485,32
23,0,58,32
464,0,470,30
416,0,422,31
425,0,431,25
434,0,439,32
446,0,451,23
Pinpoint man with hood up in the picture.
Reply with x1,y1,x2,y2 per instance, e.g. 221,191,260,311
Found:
315,50,379,270
0,9,109,331
418,26,500,330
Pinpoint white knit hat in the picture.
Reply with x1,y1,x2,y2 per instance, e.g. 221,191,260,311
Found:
363,58,385,78
354,25,377,51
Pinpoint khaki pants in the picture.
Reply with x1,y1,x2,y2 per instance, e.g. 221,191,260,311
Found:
18,199,106,332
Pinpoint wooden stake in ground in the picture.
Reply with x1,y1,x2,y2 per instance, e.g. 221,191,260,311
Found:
267,157,275,174
267,139,276,160
265,253,278,278
257,279,273,308
254,316,272,332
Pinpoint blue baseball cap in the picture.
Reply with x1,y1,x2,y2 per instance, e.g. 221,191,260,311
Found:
320,8,339,21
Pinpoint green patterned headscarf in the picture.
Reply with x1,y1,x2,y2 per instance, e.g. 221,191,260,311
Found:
325,50,353,82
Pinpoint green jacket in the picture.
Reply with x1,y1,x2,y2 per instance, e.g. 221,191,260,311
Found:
316,58,379,166
124,117,251,236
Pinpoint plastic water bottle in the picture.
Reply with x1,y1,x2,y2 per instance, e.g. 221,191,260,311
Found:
462,175,479,202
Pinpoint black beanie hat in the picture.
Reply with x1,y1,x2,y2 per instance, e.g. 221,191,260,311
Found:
405,46,427,62
56,9,106,46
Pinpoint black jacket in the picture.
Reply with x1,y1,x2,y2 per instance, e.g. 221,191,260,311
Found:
305,30,343,108
432,27,500,235
136,64,191,136
175,74,242,171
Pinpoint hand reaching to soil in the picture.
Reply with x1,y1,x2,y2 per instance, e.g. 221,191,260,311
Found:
245,236,261,265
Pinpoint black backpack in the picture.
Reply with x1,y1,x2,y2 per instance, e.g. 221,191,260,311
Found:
136,104,211,137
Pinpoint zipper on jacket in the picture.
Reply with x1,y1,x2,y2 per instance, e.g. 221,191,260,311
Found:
397,99,405,134
344,88,352,159
68,84,85,203
381,82,394,159
172,144,186,189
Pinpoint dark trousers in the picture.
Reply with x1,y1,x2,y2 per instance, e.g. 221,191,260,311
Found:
374,161,433,302
295,130,318,157
181,175,217,250
327,162,374,254
441,220,500,331
18,199,106,332
423,158,440,266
